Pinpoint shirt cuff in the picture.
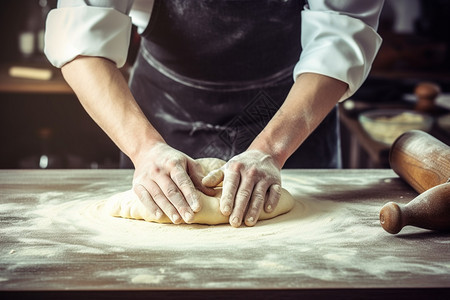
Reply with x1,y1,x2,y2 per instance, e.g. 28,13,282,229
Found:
44,6,132,68
294,10,382,101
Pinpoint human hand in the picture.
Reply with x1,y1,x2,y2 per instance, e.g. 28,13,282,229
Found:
132,143,215,224
202,150,282,227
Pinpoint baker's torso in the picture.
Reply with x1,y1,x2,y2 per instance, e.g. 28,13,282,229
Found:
123,0,340,168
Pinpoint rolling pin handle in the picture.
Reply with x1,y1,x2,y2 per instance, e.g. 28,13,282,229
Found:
380,183,450,234
380,202,403,234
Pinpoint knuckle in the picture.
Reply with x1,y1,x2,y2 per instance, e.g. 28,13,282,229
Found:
177,177,193,189
228,161,243,173
247,167,259,178
221,194,233,205
237,189,251,200
271,184,282,197
149,187,164,200
252,194,265,205
226,180,239,191
166,186,180,198
166,156,185,169
133,185,154,203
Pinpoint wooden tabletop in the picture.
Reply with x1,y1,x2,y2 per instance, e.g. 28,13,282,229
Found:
0,169,449,299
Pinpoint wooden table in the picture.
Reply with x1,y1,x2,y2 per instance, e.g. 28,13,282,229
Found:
0,170,449,299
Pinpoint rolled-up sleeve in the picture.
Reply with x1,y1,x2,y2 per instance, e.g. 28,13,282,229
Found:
294,0,384,101
44,3,133,68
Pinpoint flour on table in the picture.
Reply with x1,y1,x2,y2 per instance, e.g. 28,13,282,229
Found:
131,274,165,284
3,169,449,289
105,158,295,225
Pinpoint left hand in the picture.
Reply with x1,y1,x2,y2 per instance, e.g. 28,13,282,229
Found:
202,150,282,227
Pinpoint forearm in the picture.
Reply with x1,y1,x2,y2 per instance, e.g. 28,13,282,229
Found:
249,72,347,168
61,56,164,164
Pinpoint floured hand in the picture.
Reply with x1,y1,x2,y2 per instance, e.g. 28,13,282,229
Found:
202,150,282,227
107,158,294,226
132,143,214,224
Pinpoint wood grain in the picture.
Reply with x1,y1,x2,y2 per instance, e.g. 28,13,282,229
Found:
390,130,450,193
0,169,449,299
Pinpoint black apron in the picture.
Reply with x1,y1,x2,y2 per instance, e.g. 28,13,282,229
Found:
121,0,341,169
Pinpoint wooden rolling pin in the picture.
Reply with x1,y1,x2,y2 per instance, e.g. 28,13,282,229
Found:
380,183,450,234
389,130,450,193
380,130,450,234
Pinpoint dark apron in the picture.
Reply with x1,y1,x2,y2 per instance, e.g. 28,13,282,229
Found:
121,0,341,169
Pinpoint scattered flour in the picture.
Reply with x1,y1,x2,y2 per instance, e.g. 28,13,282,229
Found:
131,274,165,284
1,170,449,289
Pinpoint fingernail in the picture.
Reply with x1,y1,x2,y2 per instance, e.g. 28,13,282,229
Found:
223,205,231,214
247,216,254,224
155,210,163,219
184,212,193,221
266,205,272,212
232,217,240,226
191,194,200,212
192,201,201,212
172,214,180,223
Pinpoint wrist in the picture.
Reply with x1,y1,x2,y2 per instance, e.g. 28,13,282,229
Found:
247,137,288,170
128,134,166,167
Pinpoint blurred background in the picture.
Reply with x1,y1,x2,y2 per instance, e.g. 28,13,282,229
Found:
0,0,449,169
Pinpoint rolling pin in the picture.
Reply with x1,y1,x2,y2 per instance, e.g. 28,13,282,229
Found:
389,130,450,194
380,183,450,234
380,130,450,234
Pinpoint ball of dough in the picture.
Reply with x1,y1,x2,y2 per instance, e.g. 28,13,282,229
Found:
105,158,295,225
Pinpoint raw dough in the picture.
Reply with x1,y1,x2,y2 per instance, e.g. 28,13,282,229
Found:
105,158,295,225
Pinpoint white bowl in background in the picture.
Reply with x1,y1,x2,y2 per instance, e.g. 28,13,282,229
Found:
359,109,433,145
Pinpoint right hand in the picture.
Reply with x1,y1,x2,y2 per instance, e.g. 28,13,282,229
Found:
202,150,282,227
132,142,215,224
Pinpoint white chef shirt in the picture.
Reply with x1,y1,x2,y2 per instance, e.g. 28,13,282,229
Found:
44,0,384,101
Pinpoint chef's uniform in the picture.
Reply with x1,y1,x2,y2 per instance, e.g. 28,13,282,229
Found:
45,0,384,168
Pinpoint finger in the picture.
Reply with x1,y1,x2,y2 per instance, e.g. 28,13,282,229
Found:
229,179,254,228
244,182,268,227
145,179,183,224
265,184,281,213
159,175,195,223
133,184,163,221
202,169,224,188
188,160,216,197
170,164,202,212
220,168,241,217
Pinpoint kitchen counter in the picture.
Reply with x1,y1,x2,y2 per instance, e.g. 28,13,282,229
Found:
0,169,449,299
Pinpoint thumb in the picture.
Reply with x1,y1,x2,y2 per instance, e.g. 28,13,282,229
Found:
202,168,224,188
187,159,217,196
